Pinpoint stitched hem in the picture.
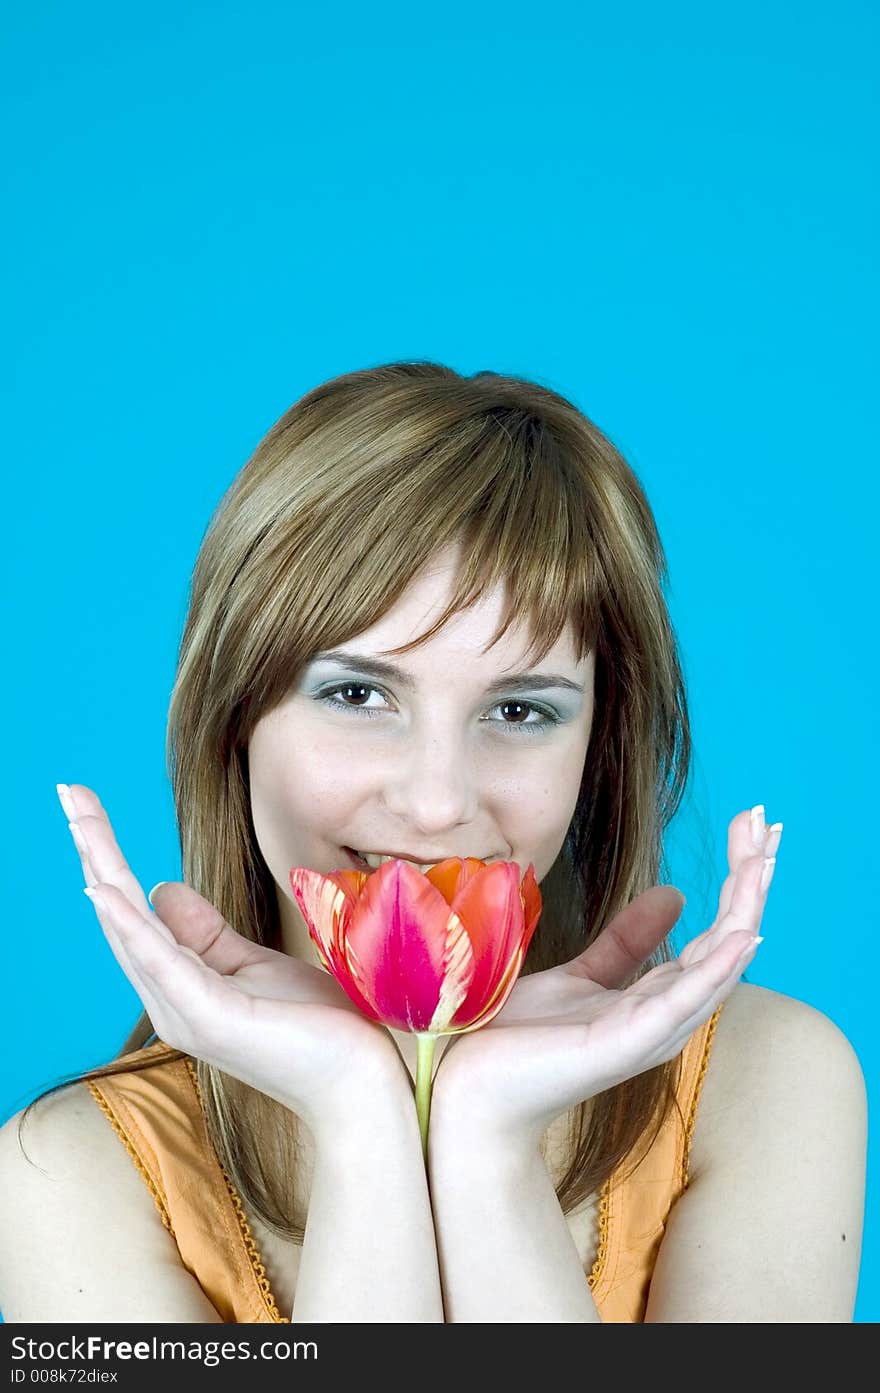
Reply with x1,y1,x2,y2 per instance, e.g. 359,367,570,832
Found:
681,1003,724,1190
183,1059,291,1324
85,1081,175,1237
586,1176,612,1293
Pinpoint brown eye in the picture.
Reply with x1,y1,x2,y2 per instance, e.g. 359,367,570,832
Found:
318,684,560,736
317,682,390,717
500,700,530,724
340,683,370,706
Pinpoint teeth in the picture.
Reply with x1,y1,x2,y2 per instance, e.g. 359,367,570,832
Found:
358,852,440,874
355,851,498,873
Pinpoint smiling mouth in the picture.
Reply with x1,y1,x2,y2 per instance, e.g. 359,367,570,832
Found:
344,847,445,873
343,846,498,873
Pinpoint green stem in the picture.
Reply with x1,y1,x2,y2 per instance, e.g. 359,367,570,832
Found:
414,1032,437,1162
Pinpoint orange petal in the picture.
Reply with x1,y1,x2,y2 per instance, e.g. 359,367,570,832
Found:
447,861,528,1022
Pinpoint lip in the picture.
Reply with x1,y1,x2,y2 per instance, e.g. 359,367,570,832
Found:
343,846,498,868
344,846,371,869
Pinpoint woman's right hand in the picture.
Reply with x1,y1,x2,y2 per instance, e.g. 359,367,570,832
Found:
57,784,412,1142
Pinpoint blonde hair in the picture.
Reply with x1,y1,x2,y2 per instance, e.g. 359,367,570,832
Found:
23,359,694,1239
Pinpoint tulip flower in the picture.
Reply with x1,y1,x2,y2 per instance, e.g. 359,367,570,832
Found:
288,857,542,1156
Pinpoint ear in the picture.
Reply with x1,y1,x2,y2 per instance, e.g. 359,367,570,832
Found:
567,885,686,988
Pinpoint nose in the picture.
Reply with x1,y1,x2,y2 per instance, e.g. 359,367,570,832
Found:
380,723,481,836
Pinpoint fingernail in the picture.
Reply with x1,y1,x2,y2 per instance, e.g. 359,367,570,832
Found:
738,934,764,963
69,822,88,856
750,804,766,851
83,886,107,912
57,783,76,821
148,882,167,906
765,822,784,857
760,857,776,893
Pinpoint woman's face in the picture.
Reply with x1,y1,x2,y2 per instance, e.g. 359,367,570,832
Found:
247,545,596,967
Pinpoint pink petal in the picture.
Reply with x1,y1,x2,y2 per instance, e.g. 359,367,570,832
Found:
345,861,474,1032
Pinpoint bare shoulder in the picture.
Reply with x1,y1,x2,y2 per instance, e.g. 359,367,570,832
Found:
0,1079,222,1322
0,1077,164,1206
689,980,867,1180
2,1077,145,1182
643,982,867,1320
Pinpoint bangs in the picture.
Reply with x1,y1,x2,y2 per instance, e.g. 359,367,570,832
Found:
373,410,604,668
211,386,609,729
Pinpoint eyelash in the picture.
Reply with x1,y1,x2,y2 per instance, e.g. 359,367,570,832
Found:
315,681,561,737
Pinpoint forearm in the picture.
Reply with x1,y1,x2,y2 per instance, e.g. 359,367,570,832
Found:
291,1094,444,1323
427,1115,602,1323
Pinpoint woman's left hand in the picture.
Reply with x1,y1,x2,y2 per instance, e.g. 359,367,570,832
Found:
431,807,782,1146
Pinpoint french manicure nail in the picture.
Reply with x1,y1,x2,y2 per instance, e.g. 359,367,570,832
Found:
57,783,76,821
760,857,776,893
765,822,783,857
69,822,88,856
83,886,107,912
750,804,766,851
740,934,764,959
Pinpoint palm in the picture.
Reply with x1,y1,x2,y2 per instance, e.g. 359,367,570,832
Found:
60,784,405,1116
441,953,704,1121
143,879,371,1019
434,808,779,1140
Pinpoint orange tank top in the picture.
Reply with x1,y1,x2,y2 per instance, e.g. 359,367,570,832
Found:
85,1004,723,1324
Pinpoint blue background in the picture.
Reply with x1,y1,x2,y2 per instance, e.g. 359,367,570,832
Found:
2,1,876,1321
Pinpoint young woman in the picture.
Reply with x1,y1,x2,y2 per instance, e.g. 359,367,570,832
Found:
0,362,867,1322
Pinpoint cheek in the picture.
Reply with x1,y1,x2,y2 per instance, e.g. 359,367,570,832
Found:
252,749,341,825
248,720,305,844
515,757,585,882
249,719,367,838
496,757,580,851
516,742,585,813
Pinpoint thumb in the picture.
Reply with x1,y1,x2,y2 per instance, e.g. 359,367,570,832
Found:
574,884,687,989
148,880,216,924
146,879,260,974
147,879,228,952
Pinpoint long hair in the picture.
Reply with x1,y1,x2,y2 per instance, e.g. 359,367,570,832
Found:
20,360,694,1238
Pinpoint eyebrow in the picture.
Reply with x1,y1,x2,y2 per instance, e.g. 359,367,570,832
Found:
309,650,585,696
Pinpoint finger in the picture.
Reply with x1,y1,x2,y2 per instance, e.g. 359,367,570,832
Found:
85,881,232,1054
576,885,685,988
147,881,269,975
83,883,169,1015
58,783,99,887
716,806,783,922
627,926,761,1057
651,933,761,1070
59,783,155,923
59,788,249,975
526,931,761,1124
681,850,775,965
